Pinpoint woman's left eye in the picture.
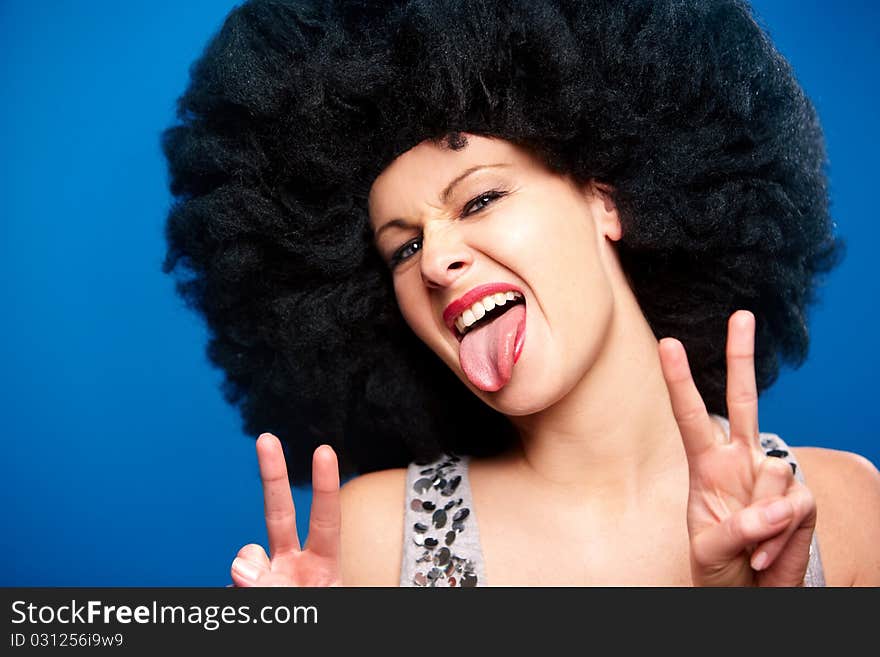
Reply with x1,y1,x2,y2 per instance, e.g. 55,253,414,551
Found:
462,190,506,216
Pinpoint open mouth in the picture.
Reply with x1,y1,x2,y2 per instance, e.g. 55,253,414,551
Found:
452,291,525,342
451,289,527,392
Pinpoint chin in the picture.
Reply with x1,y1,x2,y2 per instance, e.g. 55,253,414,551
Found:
458,365,568,417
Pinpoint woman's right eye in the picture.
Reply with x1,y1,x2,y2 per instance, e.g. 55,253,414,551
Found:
390,237,422,268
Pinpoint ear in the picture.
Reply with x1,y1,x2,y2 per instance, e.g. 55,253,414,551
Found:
586,181,622,242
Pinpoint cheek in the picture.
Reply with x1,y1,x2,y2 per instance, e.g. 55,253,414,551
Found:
394,278,422,331
483,195,598,294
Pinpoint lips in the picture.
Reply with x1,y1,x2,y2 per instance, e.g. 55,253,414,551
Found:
442,282,525,339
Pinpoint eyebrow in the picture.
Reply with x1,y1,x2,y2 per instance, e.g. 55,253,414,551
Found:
373,163,511,243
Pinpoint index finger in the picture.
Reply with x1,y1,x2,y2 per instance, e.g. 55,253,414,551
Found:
256,433,301,557
659,337,718,462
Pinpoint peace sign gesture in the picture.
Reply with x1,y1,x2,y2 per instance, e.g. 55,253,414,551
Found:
659,310,817,586
230,434,343,587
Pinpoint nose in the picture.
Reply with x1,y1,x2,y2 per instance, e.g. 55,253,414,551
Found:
419,221,472,290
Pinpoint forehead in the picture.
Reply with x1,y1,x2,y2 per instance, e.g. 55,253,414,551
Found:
367,134,533,224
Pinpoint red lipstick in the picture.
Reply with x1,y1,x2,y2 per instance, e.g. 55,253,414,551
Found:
443,283,525,336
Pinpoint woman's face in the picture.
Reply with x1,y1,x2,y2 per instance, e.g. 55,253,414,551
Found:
368,134,624,416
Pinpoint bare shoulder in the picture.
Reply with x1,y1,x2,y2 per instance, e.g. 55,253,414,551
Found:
792,446,880,586
338,467,408,586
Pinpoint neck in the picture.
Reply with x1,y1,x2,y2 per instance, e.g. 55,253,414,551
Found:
505,295,693,510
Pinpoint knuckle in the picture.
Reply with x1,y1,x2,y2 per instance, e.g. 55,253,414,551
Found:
763,456,793,478
792,483,816,515
728,391,758,406
265,508,295,523
726,348,755,361
309,515,341,532
724,514,747,545
689,535,714,567
674,405,706,426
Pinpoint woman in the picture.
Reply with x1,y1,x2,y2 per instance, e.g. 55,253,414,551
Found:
162,0,880,586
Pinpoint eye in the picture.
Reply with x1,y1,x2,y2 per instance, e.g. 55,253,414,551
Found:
462,189,506,216
390,237,422,268
388,189,507,269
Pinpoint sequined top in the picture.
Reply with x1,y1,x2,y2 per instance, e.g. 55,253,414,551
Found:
399,415,826,587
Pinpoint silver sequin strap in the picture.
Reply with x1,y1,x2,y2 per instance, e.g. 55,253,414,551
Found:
400,419,826,587
399,453,487,587
711,415,826,587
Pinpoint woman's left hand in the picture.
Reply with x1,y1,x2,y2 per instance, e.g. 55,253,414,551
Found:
659,310,817,586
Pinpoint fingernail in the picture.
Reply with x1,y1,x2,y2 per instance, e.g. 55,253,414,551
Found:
751,551,768,571
762,500,792,524
232,557,260,582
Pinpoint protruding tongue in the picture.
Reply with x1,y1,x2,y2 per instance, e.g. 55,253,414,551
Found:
459,303,526,391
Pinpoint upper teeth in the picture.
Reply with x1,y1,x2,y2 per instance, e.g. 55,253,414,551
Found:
454,291,522,334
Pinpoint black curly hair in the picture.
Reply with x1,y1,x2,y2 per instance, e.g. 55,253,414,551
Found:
162,0,843,482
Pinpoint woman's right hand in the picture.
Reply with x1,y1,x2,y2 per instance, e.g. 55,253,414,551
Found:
230,433,342,587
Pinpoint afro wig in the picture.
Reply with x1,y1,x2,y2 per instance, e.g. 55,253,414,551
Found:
162,0,844,482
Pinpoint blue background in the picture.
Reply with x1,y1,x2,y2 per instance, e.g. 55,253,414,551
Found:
2,1,877,585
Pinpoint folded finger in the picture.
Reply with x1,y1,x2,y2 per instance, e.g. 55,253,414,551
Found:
231,554,270,587
750,485,817,576
303,445,342,561
659,338,717,461
237,543,271,568
690,496,794,569
725,311,760,449
257,433,301,557
751,455,794,505
230,544,271,586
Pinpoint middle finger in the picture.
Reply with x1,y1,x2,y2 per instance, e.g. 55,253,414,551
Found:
303,445,342,561
725,310,759,449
